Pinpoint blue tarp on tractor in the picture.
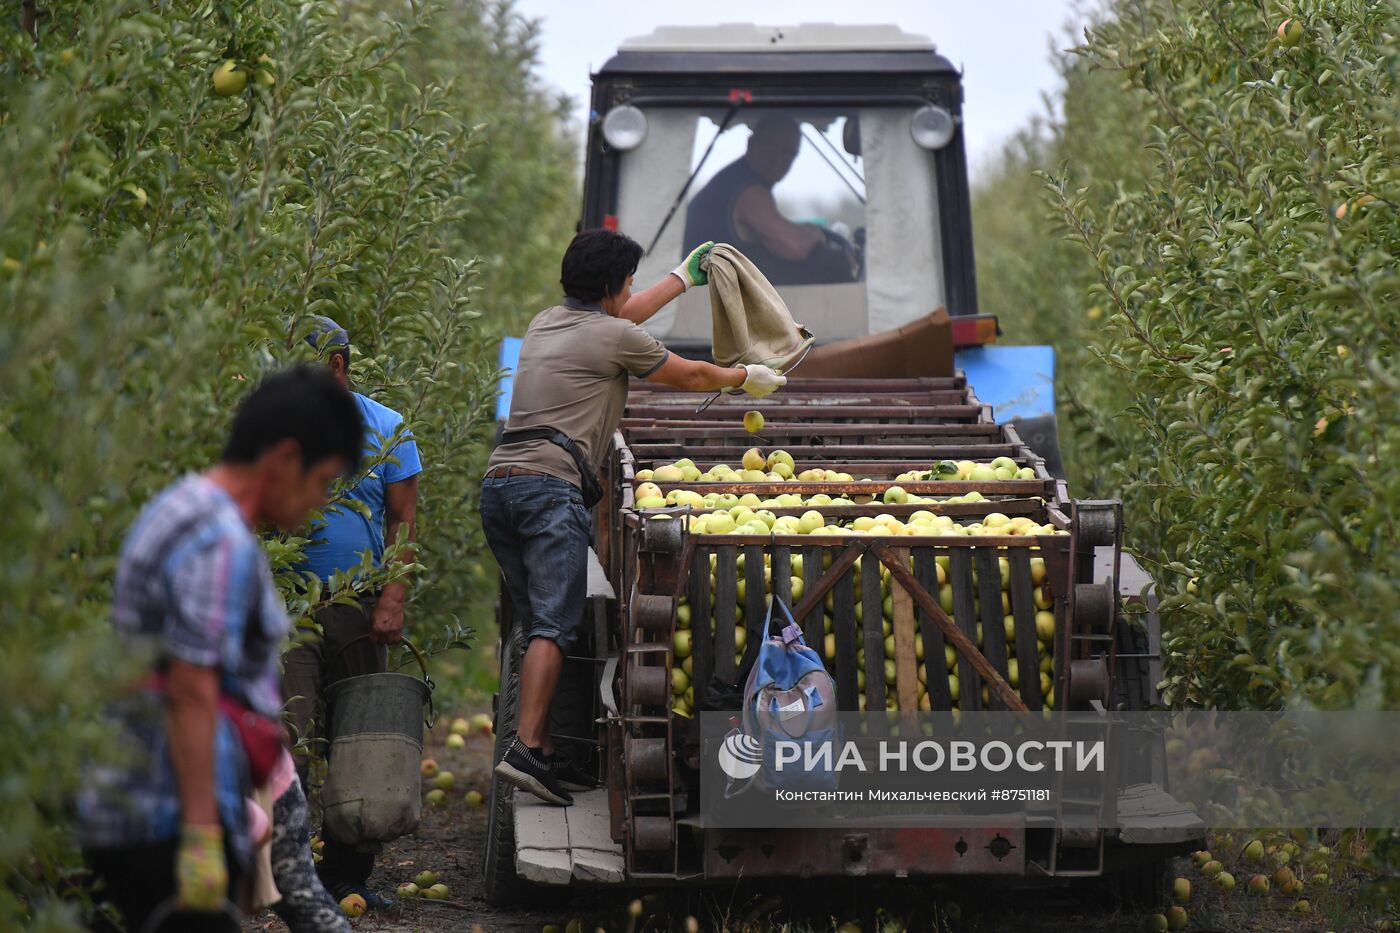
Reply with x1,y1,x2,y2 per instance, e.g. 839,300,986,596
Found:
955,345,1056,420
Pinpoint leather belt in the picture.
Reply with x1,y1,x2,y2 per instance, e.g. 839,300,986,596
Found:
485,465,547,479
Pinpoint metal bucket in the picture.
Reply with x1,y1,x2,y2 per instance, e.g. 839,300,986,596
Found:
321,637,434,845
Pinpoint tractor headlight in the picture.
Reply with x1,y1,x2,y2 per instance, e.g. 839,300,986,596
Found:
602,105,648,151
910,105,956,150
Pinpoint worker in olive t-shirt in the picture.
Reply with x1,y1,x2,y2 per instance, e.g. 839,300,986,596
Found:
482,228,786,805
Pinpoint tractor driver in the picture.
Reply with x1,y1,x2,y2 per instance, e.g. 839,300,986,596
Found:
683,114,858,286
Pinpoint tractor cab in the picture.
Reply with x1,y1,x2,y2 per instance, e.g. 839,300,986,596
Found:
579,24,1059,468
584,23,978,346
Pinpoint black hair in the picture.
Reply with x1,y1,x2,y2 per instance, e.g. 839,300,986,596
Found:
222,365,363,473
560,228,643,302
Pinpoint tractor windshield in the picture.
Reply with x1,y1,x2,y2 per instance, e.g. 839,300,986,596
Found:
614,106,945,343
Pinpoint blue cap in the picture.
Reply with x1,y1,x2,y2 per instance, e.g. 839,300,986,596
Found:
304,315,349,356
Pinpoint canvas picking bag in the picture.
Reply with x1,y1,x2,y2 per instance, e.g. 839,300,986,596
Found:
704,244,815,373
739,597,840,793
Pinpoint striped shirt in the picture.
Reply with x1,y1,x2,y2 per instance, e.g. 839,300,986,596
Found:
78,475,289,865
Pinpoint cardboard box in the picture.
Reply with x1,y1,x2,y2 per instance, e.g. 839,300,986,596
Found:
793,309,954,379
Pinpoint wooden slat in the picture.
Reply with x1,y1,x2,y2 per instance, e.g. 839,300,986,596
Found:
627,388,970,403
658,534,1055,549
630,444,1022,461
632,499,1047,521
651,479,1050,497
1007,547,1044,709
689,546,712,705
1040,538,1074,710
832,564,859,711
630,375,964,394
772,544,792,611
713,546,737,683
801,545,823,650
571,847,626,884
862,552,886,720
914,548,952,712
975,547,1012,711
667,461,1028,476
515,794,570,848
1116,783,1208,845
515,795,571,884
789,542,865,629
516,847,571,885
565,790,626,883
891,548,919,714
623,422,1001,437
626,404,984,421
515,791,627,885
741,544,766,670
947,548,981,711
874,543,1028,713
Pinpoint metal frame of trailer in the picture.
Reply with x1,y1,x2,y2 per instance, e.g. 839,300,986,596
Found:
484,376,1204,904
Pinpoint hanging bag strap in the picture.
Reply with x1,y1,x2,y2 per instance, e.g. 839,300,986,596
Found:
767,594,804,645
499,427,604,508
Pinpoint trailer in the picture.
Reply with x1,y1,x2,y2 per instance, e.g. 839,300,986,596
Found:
484,22,1204,908
485,376,1203,904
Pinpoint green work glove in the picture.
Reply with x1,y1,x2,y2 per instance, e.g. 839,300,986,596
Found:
671,240,715,291
175,823,228,911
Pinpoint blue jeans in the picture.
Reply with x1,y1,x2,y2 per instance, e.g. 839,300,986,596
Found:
480,474,592,654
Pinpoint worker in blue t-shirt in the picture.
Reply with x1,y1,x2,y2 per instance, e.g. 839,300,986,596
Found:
282,316,422,909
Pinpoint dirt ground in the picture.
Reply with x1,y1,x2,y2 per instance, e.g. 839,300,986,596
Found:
243,715,1394,933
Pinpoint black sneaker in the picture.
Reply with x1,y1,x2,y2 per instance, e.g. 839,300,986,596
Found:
549,754,599,792
495,738,574,806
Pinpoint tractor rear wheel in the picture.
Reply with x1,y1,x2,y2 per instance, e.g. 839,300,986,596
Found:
483,620,525,905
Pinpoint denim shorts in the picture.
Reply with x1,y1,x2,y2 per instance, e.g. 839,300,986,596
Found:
480,473,593,654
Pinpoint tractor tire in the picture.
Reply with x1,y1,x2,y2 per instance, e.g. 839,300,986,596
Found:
1104,853,1172,909
483,625,525,906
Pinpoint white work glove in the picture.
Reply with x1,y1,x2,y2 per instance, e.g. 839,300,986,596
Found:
737,363,786,398
671,241,714,291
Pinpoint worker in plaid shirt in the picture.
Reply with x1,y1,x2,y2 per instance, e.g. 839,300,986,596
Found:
78,367,363,932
